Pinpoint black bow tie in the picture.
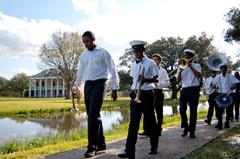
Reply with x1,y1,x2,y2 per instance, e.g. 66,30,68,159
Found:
136,59,142,64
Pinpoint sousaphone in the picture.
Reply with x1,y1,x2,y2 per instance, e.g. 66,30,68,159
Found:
207,53,228,71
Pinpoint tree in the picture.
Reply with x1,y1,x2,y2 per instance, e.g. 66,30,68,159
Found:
184,32,216,77
9,73,28,97
0,76,9,96
118,70,132,93
146,37,184,71
224,7,240,43
39,31,84,99
118,33,216,99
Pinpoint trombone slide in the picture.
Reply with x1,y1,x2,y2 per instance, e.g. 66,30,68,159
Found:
133,67,145,104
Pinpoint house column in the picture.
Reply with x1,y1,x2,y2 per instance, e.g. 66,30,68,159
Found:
29,79,31,97
39,79,42,98
62,80,65,97
45,79,47,98
56,78,59,97
50,78,53,98
34,80,36,97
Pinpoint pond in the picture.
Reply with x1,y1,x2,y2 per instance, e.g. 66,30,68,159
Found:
0,105,187,146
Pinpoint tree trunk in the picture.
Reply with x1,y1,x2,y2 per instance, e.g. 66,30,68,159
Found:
65,81,71,99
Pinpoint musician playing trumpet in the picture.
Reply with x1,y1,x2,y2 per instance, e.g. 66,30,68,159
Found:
118,40,159,158
176,49,202,139
212,64,239,129
204,70,218,125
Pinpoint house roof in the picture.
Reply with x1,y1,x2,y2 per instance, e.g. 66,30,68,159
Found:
29,69,61,79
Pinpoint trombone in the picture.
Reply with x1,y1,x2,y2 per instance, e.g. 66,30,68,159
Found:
178,54,199,69
169,54,199,79
133,67,145,104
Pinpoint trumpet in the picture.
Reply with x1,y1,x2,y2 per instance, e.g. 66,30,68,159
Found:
134,67,145,104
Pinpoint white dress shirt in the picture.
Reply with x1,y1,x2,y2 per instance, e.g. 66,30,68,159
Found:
212,73,239,93
156,65,170,89
204,76,214,88
74,46,120,90
130,55,159,90
177,63,202,88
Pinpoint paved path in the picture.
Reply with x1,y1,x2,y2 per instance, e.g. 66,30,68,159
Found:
41,119,239,159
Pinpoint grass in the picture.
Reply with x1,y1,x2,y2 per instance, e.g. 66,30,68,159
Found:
0,97,130,116
0,97,180,116
0,96,208,159
184,124,240,159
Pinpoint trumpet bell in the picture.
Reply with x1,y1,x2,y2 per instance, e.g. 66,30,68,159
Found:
207,53,228,71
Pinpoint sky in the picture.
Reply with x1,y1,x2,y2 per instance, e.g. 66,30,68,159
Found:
0,0,239,79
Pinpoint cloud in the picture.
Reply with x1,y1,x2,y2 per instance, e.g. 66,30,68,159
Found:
72,0,240,60
0,12,75,58
13,67,33,76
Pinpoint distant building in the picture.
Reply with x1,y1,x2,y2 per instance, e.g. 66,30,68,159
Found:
28,69,66,98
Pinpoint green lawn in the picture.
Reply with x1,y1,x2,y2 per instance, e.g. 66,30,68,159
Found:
0,97,130,116
184,124,240,159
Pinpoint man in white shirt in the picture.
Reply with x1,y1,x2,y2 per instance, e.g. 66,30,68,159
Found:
139,54,170,136
212,64,239,129
204,70,217,125
176,49,202,139
118,40,159,158
233,72,240,122
73,31,120,158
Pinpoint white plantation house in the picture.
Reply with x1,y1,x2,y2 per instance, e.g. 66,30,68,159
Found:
28,69,66,98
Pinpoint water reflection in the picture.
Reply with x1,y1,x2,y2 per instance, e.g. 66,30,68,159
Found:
0,106,177,146
0,110,129,146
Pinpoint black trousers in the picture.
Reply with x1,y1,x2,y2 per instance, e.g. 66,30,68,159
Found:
232,93,240,120
206,93,217,121
143,89,164,132
179,86,200,133
84,79,106,148
125,90,159,154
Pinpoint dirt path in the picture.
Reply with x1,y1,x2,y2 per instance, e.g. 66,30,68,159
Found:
40,119,239,159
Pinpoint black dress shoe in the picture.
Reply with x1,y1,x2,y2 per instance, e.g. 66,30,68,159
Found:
215,123,223,130
224,122,230,128
84,149,95,158
181,128,188,137
189,132,196,139
204,119,211,125
118,152,135,159
148,147,158,155
97,143,106,151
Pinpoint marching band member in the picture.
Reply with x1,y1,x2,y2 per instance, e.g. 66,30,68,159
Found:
118,40,159,158
139,54,170,137
176,49,202,138
152,54,170,136
204,70,218,125
233,72,240,122
73,31,120,158
212,64,239,129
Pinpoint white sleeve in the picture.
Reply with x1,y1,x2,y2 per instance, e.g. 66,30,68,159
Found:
130,63,135,77
104,51,120,90
151,62,159,77
231,75,240,85
195,64,202,74
159,69,170,88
